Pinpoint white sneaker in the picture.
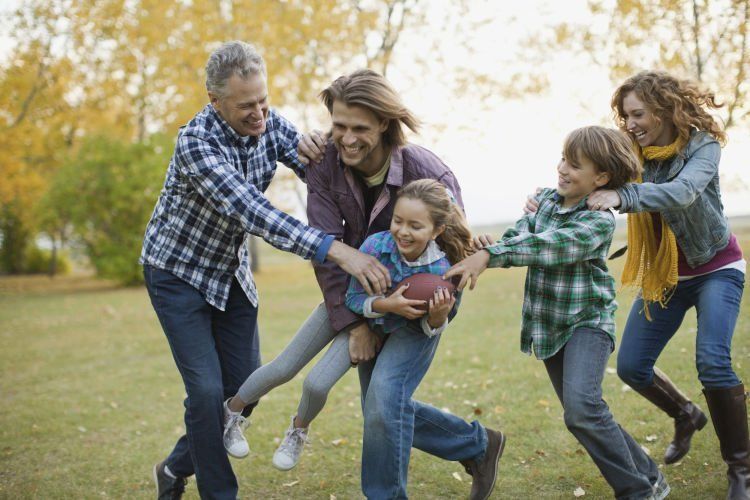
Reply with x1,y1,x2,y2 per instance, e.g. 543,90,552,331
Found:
223,400,250,459
272,416,309,471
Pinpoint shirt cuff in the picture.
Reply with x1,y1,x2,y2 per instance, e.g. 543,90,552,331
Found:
313,235,335,264
363,296,387,318
421,317,447,337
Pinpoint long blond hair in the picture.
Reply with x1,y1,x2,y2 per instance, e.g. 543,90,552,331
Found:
396,179,472,264
320,69,420,147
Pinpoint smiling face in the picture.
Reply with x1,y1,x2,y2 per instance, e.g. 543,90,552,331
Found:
390,197,445,261
621,91,677,148
557,150,611,208
210,73,269,137
330,100,389,176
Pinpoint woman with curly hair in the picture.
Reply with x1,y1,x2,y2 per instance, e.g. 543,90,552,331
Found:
584,70,747,499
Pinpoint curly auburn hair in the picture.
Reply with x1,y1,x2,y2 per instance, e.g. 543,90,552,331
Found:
611,70,726,147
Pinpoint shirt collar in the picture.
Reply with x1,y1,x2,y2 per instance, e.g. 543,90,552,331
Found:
552,191,589,214
381,233,446,267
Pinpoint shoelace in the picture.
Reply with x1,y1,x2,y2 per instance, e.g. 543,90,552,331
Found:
224,414,247,439
280,427,309,455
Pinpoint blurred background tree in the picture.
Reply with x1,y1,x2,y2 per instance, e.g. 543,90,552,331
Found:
516,0,749,127
0,0,433,282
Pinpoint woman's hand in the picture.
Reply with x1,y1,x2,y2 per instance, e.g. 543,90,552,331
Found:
523,187,543,214
427,287,455,328
586,189,621,211
373,284,427,320
443,250,490,291
472,234,495,250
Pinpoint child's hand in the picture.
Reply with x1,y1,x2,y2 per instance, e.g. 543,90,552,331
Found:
427,287,455,328
373,284,427,320
472,234,495,251
443,250,490,291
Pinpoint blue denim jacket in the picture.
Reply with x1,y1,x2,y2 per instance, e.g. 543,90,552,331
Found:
616,130,729,267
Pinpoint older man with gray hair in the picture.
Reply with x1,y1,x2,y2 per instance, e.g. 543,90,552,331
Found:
141,41,390,499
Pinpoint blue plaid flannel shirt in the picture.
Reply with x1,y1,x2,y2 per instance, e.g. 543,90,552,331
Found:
140,104,333,310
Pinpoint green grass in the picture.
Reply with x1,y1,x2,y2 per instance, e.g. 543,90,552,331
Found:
1,233,749,499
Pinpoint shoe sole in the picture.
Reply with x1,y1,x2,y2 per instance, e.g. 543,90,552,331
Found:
152,463,160,500
272,457,296,471
664,413,708,464
477,431,506,500
226,447,250,459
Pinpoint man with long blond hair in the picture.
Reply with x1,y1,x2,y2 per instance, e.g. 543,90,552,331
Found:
221,69,504,499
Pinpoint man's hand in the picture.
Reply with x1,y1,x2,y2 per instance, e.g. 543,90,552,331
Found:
586,189,621,211
327,241,391,295
348,322,381,364
443,249,490,291
427,287,455,328
298,129,329,166
373,284,427,320
523,187,543,214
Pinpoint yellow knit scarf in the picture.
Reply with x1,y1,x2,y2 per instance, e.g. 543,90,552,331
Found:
621,137,685,319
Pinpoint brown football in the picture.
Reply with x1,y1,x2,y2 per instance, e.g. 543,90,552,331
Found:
390,273,457,310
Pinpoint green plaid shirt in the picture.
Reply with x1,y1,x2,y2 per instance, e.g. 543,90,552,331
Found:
486,188,617,359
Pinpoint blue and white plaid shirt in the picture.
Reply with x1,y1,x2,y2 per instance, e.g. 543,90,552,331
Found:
140,104,332,310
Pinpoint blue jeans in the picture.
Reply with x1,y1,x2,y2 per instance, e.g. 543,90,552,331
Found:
144,265,261,500
618,268,745,390
544,328,658,500
358,323,487,499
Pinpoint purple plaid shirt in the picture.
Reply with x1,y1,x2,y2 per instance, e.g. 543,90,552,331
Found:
140,104,332,310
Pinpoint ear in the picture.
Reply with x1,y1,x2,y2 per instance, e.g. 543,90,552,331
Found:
432,224,446,240
208,92,221,107
379,119,389,133
594,171,611,188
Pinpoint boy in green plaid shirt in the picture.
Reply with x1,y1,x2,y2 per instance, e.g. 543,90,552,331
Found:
446,126,670,499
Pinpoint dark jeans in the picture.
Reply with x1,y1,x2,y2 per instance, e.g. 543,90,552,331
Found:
544,328,658,500
617,268,745,390
144,265,261,500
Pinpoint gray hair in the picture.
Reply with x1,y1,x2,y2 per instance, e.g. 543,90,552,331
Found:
205,41,266,98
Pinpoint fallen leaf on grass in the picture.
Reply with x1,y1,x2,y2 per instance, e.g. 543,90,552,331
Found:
451,472,463,482
473,407,482,415
537,399,550,407
331,438,347,446
282,480,299,487
574,486,586,497
646,434,657,442
605,367,616,374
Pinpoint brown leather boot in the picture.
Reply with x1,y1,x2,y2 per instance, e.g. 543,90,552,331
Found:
704,384,750,500
634,367,708,464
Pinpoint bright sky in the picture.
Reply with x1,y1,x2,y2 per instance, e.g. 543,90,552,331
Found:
2,0,748,226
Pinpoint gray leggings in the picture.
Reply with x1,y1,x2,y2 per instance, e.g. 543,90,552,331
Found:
235,302,352,424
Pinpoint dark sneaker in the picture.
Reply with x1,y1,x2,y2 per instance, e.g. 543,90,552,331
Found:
460,428,506,500
153,461,187,500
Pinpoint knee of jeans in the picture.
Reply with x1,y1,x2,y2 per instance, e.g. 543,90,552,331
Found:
616,360,650,389
696,349,737,388
562,396,599,431
189,381,224,406
363,381,395,428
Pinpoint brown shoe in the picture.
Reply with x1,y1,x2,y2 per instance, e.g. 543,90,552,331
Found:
460,428,505,500
634,367,707,464
704,384,750,500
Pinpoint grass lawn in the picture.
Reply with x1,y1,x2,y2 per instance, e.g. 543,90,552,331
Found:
1,230,749,499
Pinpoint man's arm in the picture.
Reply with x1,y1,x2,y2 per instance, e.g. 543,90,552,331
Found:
177,133,327,261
